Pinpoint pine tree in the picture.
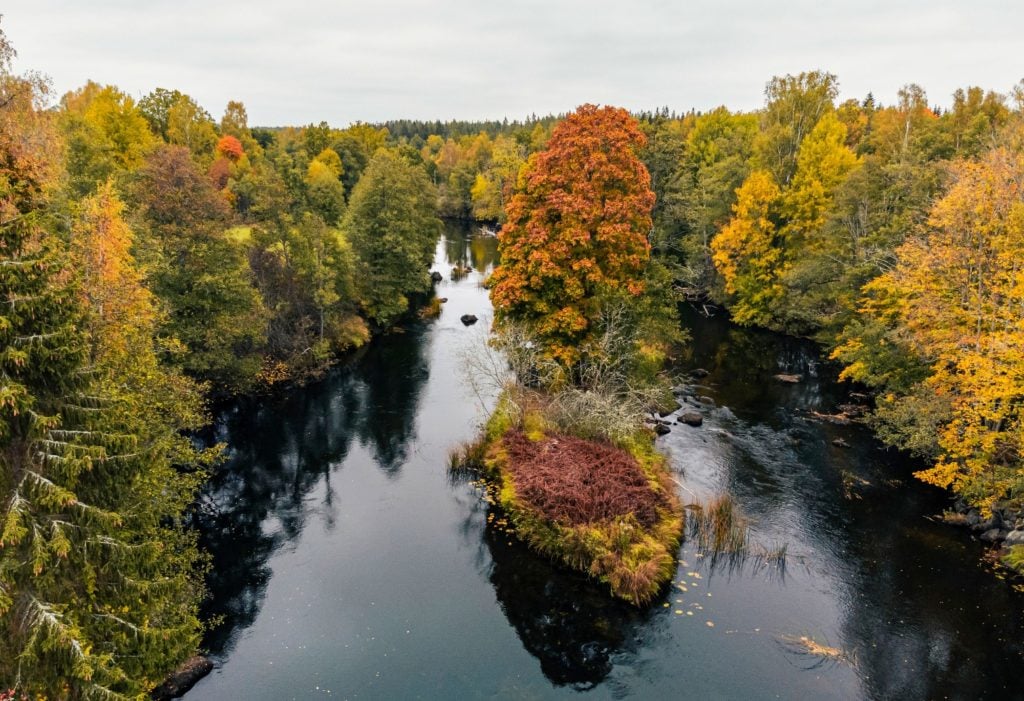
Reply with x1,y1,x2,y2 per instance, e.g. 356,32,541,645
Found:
1,28,207,697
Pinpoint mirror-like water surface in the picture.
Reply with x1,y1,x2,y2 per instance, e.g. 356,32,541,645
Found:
188,224,1024,701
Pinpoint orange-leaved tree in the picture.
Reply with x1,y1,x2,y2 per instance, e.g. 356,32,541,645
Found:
216,134,244,161
489,104,655,367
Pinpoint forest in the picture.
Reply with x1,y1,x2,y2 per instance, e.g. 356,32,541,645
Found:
2,12,1024,698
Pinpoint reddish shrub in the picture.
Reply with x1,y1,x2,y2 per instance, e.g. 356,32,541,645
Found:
502,431,666,528
208,156,231,190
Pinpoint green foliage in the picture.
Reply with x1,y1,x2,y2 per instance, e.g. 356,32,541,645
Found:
134,145,269,391
342,149,442,327
305,149,346,224
1002,545,1024,574
60,81,156,196
0,36,207,697
754,71,839,185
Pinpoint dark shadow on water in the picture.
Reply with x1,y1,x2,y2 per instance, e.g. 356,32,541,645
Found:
350,324,430,475
483,505,663,690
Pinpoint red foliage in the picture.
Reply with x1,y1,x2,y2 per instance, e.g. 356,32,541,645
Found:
502,431,665,528
208,156,231,190
490,104,654,365
216,134,244,161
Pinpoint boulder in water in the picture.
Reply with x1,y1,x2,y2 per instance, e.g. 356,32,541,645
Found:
980,528,1005,543
1004,530,1024,546
460,314,478,326
678,411,703,427
430,271,444,283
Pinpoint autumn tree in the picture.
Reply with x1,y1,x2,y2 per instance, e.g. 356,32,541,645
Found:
490,104,655,366
754,71,839,185
342,149,441,326
59,81,155,195
712,108,860,332
836,147,1024,511
166,93,218,158
305,148,346,224
710,170,784,326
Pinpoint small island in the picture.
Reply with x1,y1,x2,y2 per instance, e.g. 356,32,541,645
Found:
455,392,682,605
453,105,685,604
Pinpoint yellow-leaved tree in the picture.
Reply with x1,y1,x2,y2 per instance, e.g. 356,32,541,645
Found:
862,147,1024,510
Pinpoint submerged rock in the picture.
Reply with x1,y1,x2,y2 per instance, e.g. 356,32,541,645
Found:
831,438,850,448
678,411,703,427
151,655,213,700
460,314,478,326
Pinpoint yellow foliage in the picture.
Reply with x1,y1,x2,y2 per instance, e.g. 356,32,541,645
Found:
870,148,1024,508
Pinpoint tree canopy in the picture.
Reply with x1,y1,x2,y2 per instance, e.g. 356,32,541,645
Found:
490,104,655,366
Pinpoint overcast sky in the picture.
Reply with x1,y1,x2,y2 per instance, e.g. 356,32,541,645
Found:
4,1,1022,126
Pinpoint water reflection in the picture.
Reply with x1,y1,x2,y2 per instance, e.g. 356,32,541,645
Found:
443,220,498,272
484,507,659,690
350,326,430,474
190,234,1024,701
671,304,1024,700
193,323,431,656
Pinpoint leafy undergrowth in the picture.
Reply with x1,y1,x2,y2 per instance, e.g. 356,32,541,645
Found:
452,391,684,606
1003,545,1024,573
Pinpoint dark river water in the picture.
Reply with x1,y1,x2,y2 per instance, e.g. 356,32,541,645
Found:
187,224,1024,701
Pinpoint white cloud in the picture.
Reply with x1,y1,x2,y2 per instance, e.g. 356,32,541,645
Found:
4,0,1022,125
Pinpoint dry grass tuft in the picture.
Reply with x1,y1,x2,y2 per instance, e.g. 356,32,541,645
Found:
502,430,667,528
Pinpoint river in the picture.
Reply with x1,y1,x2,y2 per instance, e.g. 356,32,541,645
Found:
187,223,1024,700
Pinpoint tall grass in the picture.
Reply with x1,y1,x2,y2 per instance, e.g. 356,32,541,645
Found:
686,494,788,576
